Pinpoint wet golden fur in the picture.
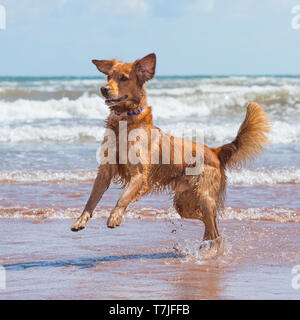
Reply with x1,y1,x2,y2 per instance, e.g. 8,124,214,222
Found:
71,53,270,243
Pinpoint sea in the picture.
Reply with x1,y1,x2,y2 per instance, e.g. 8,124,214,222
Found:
0,75,299,299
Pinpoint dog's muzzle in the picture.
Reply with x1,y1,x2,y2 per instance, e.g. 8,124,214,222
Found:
104,95,128,106
101,86,110,98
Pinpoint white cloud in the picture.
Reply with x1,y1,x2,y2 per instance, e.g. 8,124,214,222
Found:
90,0,149,17
1,0,70,22
1,0,149,26
185,0,215,14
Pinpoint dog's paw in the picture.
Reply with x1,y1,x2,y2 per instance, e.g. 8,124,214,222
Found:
70,224,85,232
107,214,122,228
199,237,223,252
70,213,90,232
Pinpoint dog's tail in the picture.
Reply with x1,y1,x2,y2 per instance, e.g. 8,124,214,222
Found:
215,102,270,169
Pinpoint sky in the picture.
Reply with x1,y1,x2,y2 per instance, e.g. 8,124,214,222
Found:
0,0,300,76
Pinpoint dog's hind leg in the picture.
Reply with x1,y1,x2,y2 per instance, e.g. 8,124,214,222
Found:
203,213,219,241
174,190,220,241
107,173,144,228
198,197,222,252
198,195,219,241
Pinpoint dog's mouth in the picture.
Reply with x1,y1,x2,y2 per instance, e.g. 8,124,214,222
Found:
105,95,128,106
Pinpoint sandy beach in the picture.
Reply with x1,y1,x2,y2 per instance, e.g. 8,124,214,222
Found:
1,217,299,300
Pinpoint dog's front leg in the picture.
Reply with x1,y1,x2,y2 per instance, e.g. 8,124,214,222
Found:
71,164,116,232
107,173,143,228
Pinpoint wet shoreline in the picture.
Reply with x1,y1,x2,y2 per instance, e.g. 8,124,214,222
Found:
0,217,299,299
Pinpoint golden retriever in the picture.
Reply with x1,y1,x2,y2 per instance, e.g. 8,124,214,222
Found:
71,53,270,246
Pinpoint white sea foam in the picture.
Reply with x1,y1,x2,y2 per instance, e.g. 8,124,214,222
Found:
3,120,295,144
227,168,300,185
1,81,300,124
0,170,97,183
0,86,300,144
0,206,299,223
0,118,297,144
1,168,299,185
0,125,106,143
0,95,109,123
221,207,300,223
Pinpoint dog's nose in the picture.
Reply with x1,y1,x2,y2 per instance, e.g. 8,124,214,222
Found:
101,86,110,97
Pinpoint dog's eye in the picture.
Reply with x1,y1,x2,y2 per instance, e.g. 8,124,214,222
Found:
120,75,129,81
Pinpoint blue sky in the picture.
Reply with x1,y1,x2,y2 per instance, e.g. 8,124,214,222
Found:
0,0,300,76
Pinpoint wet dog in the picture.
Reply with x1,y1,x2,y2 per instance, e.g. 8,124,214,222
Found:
71,53,270,245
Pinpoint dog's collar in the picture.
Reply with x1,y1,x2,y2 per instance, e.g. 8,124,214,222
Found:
113,106,144,117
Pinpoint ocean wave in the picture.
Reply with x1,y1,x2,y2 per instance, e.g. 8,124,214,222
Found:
0,95,109,123
227,168,300,185
0,125,106,143
156,120,300,145
0,78,300,145
0,78,104,93
0,88,100,101
201,120,300,145
221,207,300,223
149,84,300,119
0,83,300,123
0,170,96,183
1,168,299,185
0,206,299,223
1,75,300,95
1,119,298,144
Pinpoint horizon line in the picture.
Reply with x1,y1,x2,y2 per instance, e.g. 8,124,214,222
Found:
0,73,300,78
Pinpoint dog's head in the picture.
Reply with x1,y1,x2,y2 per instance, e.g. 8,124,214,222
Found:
92,53,156,109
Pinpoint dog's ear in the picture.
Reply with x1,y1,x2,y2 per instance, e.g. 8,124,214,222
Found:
92,59,117,75
134,53,156,84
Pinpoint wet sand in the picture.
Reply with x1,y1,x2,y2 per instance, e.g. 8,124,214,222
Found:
1,215,299,300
